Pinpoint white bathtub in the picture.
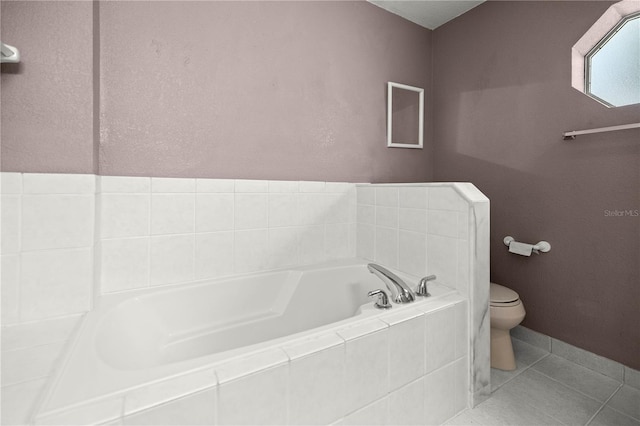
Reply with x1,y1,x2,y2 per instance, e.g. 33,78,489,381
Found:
35,259,467,425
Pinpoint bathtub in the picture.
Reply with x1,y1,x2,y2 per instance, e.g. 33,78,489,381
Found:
35,259,469,425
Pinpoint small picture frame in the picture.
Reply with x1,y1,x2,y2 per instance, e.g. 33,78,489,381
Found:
387,81,424,149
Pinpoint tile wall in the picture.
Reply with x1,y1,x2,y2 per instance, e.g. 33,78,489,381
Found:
34,297,468,425
1,173,487,424
356,184,470,292
355,183,491,406
1,173,95,325
97,176,355,293
1,173,356,324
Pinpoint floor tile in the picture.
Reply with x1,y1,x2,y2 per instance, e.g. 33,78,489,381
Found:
490,338,548,391
551,338,623,381
452,392,563,425
625,366,640,390
607,385,640,421
532,354,621,402
444,409,484,425
588,407,640,426
494,369,602,425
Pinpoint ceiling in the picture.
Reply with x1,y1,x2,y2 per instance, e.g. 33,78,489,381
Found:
368,0,485,30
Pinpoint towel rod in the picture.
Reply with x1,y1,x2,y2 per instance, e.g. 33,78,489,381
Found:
563,122,640,140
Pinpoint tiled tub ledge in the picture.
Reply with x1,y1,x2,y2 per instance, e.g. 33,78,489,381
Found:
34,292,469,425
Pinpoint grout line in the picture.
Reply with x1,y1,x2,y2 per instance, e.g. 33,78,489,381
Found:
532,362,624,405
490,351,551,393
584,383,624,425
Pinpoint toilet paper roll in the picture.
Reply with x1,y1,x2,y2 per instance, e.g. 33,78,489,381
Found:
508,241,533,256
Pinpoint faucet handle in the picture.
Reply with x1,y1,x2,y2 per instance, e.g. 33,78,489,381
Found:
368,289,392,309
416,275,436,297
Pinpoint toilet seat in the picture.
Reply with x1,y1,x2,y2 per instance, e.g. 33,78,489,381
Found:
490,282,521,307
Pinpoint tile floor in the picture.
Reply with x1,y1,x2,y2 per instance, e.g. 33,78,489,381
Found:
447,339,640,426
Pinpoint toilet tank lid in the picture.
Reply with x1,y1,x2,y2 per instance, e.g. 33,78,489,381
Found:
490,283,519,303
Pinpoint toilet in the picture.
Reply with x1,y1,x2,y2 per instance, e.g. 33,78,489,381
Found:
490,282,526,370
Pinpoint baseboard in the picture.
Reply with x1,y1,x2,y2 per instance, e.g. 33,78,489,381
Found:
511,325,639,389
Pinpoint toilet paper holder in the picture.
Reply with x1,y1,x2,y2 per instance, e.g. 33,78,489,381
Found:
503,236,551,254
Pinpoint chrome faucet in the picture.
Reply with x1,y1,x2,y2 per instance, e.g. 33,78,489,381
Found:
367,263,415,304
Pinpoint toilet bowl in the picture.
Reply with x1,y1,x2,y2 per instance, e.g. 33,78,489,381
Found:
490,282,526,371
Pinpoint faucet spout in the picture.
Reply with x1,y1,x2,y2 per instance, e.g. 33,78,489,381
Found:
367,263,415,304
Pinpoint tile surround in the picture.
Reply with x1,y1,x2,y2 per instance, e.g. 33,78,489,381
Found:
1,315,82,425
2,174,490,425
356,182,489,407
96,176,356,293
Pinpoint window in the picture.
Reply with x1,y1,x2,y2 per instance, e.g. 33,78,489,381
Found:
572,2,640,107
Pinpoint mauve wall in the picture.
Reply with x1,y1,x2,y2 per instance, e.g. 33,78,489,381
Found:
0,1,96,174
99,1,432,182
1,1,432,183
433,1,640,369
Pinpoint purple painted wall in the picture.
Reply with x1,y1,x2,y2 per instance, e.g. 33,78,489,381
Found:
433,1,640,369
98,1,432,182
1,1,96,174
1,1,432,183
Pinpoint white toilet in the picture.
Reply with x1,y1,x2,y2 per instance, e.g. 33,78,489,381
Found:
490,282,526,370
